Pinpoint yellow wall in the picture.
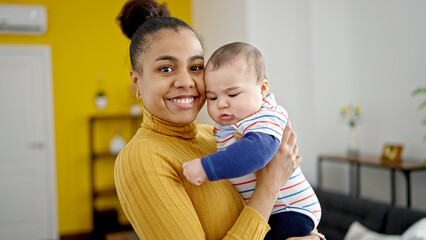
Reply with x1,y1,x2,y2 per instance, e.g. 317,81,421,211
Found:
0,0,191,235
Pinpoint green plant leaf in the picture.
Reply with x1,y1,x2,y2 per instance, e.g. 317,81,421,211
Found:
422,119,426,125
412,87,426,96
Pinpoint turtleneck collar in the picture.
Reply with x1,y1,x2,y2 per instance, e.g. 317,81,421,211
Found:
141,107,198,139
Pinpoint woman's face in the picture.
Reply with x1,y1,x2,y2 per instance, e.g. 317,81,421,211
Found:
131,29,206,125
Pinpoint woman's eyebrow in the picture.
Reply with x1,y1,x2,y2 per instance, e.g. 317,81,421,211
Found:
190,55,204,62
155,55,204,62
155,55,177,62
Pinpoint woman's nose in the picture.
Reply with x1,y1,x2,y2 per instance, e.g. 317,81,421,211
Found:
174,71,195,89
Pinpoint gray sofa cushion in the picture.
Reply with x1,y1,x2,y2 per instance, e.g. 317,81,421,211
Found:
384,206,426,235
315,188,426,240
316,189,389,240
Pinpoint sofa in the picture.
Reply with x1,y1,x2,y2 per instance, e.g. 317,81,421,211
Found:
315,188,426,240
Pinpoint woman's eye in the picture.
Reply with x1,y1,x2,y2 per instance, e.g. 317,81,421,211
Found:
190,66,203,71
160,67,173,73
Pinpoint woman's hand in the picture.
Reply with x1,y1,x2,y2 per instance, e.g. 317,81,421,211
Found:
246,120,302,221
255,120,301,196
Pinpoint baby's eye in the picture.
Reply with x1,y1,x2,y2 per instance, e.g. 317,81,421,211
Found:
160,67,173,73
208,97,217,101
229,93,240,97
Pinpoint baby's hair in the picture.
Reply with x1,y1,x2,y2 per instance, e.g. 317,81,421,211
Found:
207,42,266,82
116,0,201,71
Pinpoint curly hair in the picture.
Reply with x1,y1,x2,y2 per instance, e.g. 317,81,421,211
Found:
116,0,201,70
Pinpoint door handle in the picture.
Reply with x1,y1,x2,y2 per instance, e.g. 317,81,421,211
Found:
28,142,45,149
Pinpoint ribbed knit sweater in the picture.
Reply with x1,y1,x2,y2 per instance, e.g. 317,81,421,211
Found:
114,108,270,240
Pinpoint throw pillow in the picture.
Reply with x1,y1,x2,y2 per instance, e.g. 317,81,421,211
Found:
402,217,426,240
344,221,402,240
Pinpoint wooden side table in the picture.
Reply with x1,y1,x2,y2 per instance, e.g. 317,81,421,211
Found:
317,154,426,208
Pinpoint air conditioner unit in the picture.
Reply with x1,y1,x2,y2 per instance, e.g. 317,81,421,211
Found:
0,4,47,35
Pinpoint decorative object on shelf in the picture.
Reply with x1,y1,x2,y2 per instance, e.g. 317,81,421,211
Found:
95,75,108,110
95,92,108,110
381,144,403,163
109,130,126,155
130,103,142,116
341,103,362,156
347,127,359,156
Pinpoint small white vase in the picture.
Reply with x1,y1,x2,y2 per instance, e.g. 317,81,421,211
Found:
347,127,359,156
110,133,126,155
130,103,142,116
95,94,108,110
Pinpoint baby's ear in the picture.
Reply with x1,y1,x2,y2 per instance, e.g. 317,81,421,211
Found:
260,78,269,98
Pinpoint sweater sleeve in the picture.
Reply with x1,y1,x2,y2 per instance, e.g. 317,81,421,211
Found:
115,140,271,240
201,132,280,181
226,206,271,239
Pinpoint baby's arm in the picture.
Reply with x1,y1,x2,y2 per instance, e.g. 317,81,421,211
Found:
202,132,280,181
182,132,279,184
183,158,208,185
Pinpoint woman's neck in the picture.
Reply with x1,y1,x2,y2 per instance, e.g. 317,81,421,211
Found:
141,107,198,139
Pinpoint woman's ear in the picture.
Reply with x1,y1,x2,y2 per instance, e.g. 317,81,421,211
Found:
260,78,269,99
131,70,143,101
131,70,141,100
130,70,140,89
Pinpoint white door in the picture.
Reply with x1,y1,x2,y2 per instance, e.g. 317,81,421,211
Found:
0,45,58,240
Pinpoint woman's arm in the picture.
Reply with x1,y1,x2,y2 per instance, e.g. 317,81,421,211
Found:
245,121,321,240
115,142,211,239
115,140,271,240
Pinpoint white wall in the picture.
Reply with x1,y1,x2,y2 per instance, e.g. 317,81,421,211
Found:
192,0,248,124
192,0,426,210
309,0,426,208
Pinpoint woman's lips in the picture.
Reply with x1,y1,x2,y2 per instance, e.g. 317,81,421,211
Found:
168,96,196,109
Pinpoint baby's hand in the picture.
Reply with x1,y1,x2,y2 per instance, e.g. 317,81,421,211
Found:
182,158,208,185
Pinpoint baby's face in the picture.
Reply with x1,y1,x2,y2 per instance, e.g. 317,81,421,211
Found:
204,58,267,125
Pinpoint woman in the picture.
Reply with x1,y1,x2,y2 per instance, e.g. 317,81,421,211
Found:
114,0,320,239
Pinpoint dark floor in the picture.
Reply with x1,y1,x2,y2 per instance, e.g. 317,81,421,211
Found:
61,230,138,240
60,232,91,240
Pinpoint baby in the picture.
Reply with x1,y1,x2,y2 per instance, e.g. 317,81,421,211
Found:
183,42,321,240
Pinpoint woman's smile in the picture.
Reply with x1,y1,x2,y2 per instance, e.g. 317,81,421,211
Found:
170,97,194,104
168,95,197,109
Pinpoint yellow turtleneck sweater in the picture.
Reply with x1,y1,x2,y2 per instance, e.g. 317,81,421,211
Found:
114,108,270,239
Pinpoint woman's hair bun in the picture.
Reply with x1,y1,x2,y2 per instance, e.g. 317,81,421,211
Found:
117,0,170,39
